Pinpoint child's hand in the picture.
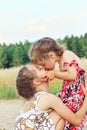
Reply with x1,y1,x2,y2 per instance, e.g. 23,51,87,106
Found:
46,70,56,81
39,76,49,82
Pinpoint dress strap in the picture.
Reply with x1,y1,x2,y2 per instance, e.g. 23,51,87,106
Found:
34,91,51,113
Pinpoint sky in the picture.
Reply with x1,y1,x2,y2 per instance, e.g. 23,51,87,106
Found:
0,0,87,44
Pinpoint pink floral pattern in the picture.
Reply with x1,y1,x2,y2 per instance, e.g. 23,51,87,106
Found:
57,60,87,130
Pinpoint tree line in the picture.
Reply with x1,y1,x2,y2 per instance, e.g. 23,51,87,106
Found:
0,33,87,68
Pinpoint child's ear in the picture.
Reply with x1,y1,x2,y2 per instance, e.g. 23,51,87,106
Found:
33,79,41,85
48,52,54,58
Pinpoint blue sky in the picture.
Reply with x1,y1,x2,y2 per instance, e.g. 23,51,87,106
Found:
0,0,87,44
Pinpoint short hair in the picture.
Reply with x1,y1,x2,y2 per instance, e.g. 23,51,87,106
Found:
16,66,36,99
29,37,64,64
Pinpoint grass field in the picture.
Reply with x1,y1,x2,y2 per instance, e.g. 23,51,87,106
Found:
0,58,87,99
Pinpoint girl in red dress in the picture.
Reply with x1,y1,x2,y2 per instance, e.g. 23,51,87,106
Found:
29,37,87,130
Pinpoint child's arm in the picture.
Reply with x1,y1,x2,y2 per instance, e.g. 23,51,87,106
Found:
47,65,77,81
38,86,87,126
47,51,82,81
56,119,65,130
85,74,87,89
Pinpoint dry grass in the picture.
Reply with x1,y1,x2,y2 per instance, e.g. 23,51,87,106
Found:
0,66,21,89
0,66,22,99
0,58,87,98
0,58,87,89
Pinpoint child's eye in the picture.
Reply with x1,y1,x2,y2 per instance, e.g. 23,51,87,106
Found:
36,66,43,70
38,67,43,70
38,68,42,70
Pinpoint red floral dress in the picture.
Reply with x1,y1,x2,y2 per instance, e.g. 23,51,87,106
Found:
57,60,87,130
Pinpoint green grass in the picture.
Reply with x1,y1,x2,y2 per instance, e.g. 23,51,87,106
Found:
49,78,62,94
0,79,62,99
50,84,62,94
0,86,18,99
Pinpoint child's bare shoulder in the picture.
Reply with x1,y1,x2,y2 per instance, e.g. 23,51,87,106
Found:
63,50,75,62
64,50,75,56
63,50,84,68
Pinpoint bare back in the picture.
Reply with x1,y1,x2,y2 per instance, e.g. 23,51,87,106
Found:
59,50,84,71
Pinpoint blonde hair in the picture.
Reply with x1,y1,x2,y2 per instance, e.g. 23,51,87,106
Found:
29,37,64,64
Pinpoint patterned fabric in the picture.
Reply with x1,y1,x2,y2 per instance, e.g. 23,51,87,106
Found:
57,60,87,130
14,92,55,130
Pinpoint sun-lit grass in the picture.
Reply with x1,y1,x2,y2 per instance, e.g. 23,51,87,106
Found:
0,66,21,99
0,58,87,99
0,67,21,89
48,62,63,94
49,78,62,94
0,86,18,99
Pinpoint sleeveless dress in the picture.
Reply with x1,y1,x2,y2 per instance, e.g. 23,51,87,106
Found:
14,92,55,130
57,60,87,130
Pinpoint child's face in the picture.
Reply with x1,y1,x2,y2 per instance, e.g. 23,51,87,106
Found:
35,52,57,71
36,57,56,71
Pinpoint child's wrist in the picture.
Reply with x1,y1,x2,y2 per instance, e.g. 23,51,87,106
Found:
54,70,57,78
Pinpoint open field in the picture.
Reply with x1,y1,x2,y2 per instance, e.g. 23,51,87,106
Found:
0,58,87,99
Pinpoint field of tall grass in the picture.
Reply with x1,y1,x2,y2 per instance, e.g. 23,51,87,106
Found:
0,58,87,99
0,66,21,99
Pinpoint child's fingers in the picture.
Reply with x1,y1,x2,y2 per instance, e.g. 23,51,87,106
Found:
40,76,49,82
